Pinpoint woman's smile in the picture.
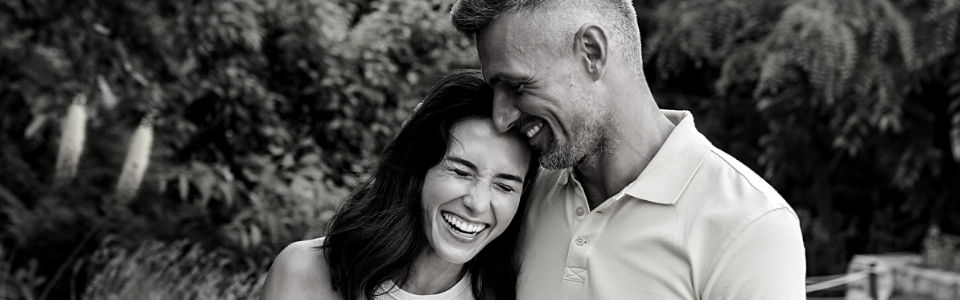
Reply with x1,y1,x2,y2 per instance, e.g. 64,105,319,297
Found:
441,211,489,239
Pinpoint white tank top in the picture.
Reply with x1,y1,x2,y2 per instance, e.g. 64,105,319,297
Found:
373,274,475,300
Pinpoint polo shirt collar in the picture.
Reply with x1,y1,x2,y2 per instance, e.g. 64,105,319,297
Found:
555,110,712,205
625,110,711,204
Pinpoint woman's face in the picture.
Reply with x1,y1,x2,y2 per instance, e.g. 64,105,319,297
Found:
421,117,531,265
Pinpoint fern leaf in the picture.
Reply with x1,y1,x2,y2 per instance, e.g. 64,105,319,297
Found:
839,24,858,84
878,0,921,70
871,23,891,59
838,0,870,33
949,56,960,161
754,52,789,98
924,0,960,22
683,11,713,60
853,63,878,99
951,104,960,161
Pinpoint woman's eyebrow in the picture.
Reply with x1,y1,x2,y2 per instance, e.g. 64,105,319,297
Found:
495,173,524,184
445,157,478,172
446,156,523,184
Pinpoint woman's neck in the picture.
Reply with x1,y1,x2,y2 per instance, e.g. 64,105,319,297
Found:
399,248,467,295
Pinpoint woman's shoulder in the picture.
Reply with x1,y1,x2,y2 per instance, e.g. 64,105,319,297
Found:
260,237,339,300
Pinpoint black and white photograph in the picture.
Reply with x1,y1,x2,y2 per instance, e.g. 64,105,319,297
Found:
1,0,959,299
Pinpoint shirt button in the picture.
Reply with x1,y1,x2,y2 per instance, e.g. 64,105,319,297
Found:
575,207,585,216
576,238,587,246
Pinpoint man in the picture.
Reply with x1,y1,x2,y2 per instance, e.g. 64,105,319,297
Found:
450,1,806,299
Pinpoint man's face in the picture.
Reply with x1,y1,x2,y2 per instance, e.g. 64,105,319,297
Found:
476,11,606,170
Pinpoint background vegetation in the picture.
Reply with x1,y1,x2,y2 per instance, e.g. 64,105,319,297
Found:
0,0,957,298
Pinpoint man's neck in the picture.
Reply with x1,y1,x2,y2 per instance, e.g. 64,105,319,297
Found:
575,93,675,210
400,249,466,295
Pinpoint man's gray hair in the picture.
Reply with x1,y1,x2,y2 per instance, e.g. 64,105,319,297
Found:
451,0,644,81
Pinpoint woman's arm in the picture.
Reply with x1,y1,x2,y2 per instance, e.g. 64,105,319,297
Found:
260,238,340,300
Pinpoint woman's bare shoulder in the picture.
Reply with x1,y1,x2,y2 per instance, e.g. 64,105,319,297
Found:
260,237,339,300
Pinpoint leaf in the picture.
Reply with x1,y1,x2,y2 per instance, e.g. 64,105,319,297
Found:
952,111,960,162
24,114,47,138
297,167,324,181
299,153,320,165
218,182,235,208
178,56,198,77
158,177,167,194
197,173,216,206
239,228,250,250
250,224,262,247
97,75,119,110
757,98,776,111
281,153,294,168
178,173,190,200
267,214,279,244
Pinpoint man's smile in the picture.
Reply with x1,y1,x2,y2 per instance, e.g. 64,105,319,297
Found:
519,118,546,139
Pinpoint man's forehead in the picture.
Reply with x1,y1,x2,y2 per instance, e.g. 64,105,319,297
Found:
476,12,551,82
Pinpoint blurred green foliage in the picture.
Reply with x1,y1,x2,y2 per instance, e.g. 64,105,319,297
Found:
639,0,960,275
0,0,958,298
0,0,474,298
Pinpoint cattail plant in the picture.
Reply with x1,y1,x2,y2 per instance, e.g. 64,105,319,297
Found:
115,112,155,202
54,94,88,185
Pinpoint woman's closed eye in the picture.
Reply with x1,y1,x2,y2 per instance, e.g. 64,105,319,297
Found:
495,183,518,194
449,167,472,178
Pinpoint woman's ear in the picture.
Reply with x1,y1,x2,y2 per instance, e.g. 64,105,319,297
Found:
575,23,608,81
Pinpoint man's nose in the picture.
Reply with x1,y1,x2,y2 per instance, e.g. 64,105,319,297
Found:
492,92,521,133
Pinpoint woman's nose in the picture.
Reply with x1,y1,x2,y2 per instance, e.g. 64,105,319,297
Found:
462,183,493,214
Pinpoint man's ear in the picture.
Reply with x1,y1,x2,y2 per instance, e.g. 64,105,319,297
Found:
575,23,608,81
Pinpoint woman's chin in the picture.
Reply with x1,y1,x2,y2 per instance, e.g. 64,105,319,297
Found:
432,236,484,264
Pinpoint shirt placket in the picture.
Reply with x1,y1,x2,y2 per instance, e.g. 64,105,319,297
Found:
563,177,615,283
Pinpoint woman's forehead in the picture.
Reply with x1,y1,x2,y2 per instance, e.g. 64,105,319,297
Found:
446,118,530,172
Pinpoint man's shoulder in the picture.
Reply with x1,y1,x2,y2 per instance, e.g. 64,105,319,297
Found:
708,147,784,203
694,146,793,213
680,148,804,290
677,146,799,242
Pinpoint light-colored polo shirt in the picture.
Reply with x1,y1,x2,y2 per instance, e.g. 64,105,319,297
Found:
517,110,806,300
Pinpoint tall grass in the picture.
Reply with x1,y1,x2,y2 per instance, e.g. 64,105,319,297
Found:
83,237,265,300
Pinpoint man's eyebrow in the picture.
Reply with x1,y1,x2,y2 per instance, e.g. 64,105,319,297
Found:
486,74,523,86
446,156,524,184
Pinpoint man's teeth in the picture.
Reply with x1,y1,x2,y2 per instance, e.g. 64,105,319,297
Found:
525,122,543,138
442,212,485,233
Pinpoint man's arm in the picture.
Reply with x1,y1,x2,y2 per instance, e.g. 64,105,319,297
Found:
702,208,807,299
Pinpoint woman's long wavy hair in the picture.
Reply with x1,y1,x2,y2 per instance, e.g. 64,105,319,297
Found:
322,69,540,300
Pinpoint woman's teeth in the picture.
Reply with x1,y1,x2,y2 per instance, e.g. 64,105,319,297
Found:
442,212,486,234
526,122,543,138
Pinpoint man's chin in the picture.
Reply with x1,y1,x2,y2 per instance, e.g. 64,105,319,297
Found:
538,140,600,170
538,150,580,170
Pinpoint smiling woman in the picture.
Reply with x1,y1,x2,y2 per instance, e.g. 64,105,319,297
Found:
259,70,540,300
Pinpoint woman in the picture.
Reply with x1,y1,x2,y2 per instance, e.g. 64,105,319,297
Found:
260,69,539,300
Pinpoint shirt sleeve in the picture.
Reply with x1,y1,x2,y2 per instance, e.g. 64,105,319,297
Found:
702,208,807,300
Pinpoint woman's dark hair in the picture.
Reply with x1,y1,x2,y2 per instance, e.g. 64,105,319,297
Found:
322,69,540,300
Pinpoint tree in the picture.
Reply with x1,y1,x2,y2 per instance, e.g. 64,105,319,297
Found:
0,0,476,298
639,0,960,274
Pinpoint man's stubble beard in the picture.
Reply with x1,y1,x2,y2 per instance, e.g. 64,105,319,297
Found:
537,96,609,170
